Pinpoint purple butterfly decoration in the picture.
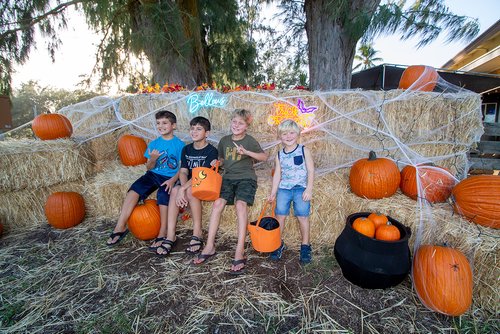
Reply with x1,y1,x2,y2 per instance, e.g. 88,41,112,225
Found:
297,99,318,114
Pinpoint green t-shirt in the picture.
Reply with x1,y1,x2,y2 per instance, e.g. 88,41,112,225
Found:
218,134,264,181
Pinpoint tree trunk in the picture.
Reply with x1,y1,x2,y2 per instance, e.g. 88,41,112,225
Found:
304,0,380,90
135,0,208,88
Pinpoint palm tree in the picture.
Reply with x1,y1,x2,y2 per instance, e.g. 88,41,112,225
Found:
353,43,383,71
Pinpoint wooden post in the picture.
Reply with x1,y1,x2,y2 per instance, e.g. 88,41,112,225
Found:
0,95,13,132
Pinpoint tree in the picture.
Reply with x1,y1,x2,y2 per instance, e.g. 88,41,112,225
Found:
1,0,260,93
353,43,383,71
280,0,480,90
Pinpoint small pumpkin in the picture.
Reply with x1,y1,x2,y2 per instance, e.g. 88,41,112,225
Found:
349,151,401,199
118,134,148,166
398,65,438,92
375,222,400,241
400,164,455,203
127,199,161,240
45,192,85,229
352,217,375,238
32,113,73,140
452,175,500,229
413,244,473,316
368,212,388,229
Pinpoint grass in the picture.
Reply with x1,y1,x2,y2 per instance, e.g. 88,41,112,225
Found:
0,219,498,333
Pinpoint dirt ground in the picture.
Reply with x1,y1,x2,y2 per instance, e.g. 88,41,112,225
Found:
0,219,498,333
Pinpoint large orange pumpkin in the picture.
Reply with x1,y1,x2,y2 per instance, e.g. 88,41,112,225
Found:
118,135,148,166
349,151,400,199
400,164,455,203
127,199,161,240
398,65,439,92
413,245,472,316
45,192,85,229
32,113,73,140
452,175,500,229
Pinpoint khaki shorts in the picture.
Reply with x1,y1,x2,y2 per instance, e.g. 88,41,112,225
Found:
220,178,257,205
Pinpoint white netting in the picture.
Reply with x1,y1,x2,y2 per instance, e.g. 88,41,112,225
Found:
3,69,497,311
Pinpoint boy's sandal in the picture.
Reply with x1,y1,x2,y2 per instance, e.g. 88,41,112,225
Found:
149,237,168,251
185,235,204,255
192,252,217,265
106,229,129,246
229,258,247,275
155,239,176,257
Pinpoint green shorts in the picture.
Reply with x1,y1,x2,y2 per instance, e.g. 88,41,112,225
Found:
220,178,257,206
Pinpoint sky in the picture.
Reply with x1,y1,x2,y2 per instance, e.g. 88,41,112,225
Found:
11,0,500,93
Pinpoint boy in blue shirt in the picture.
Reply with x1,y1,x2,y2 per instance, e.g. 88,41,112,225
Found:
106,110,185,247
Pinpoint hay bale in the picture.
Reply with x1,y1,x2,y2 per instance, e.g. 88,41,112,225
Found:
112,90,481,177
84,162,148,220
0,139,94,191
0,181,88,230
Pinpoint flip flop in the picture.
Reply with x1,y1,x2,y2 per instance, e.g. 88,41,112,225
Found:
229,258,247,275
149,237,168,251
106,229,129,246
185,235,204,255
193,252,217,265
155,239,176,257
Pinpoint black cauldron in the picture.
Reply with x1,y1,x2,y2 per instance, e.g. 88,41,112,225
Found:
334,212,411,289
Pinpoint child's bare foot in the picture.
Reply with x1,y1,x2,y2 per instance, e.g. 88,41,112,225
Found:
149,237,167,251
155,239,176,257
193,245,216,264
230,258,247,275
106,228,129,246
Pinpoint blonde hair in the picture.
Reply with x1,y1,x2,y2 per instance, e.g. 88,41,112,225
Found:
232,109,253,125
277,119,301,137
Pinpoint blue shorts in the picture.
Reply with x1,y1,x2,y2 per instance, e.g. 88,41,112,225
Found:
129,171,172,206
275,186,310,217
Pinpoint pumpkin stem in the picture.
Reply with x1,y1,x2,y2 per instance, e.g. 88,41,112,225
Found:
368,151,377,161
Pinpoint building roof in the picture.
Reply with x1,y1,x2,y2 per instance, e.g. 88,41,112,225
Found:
441,20,500,74
350,64,500,95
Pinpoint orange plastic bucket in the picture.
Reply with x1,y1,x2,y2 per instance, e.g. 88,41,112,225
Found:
192,161,222,201
248,201,281,253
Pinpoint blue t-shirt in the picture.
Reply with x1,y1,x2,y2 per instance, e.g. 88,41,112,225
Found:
278,144,308,189
144,136,185,177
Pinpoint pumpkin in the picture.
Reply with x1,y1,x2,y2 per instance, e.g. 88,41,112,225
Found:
452,175,500,229
44,192,85,229
413,244,472,316
352,217,375,238
375,222,400,241
127,199,161,240
118,134,148,166
398,65,438,92
349,151,400,199
400,164,455,203
368,212,388,229
32,113,73,140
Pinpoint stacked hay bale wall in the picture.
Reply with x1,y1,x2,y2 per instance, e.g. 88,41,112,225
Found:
1,88,497,311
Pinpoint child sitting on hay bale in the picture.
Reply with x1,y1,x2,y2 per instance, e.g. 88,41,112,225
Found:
268,119,315,264
155,116,218,256
193,109,268,275
106,110,184,248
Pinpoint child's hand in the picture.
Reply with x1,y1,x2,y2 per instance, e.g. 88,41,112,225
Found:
268,193,276,202
210,159,218,167
148,149,161,160
161,178,175,194
302,188,312,201
175,187,188,208
233,142,247,155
